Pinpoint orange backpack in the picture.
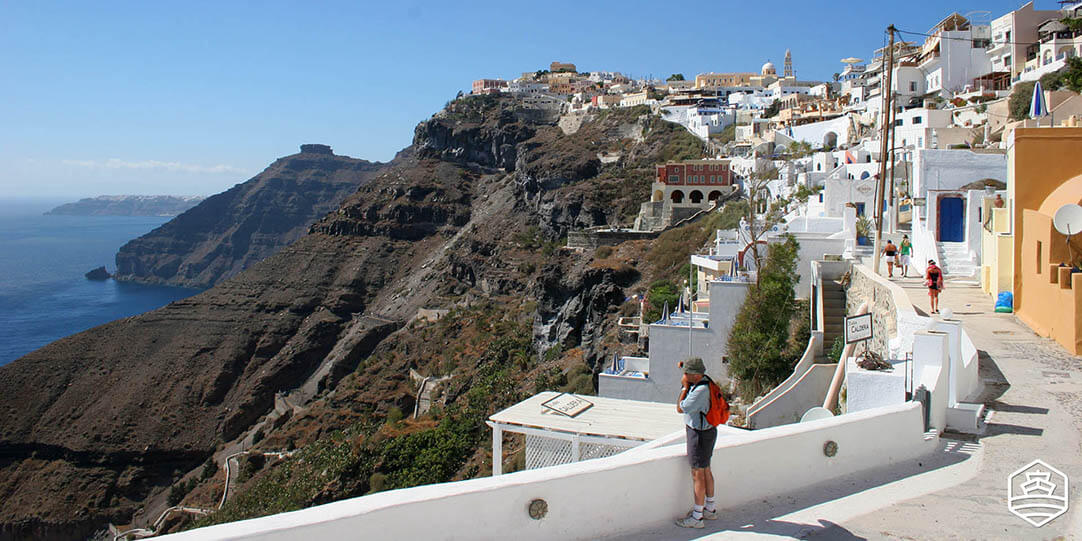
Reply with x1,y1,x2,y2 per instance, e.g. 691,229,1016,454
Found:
696,377,730,427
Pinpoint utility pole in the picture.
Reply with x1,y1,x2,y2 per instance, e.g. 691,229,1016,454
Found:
888,93,898,234
872,25,896,276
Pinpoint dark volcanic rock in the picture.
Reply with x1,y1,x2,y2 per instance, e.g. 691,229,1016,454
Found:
84,266,110,281
113,145,383,288
0,96,698,538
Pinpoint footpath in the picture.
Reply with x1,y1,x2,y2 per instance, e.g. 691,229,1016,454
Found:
623,278,1081,540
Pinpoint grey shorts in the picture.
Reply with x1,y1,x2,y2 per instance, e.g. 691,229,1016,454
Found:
686,425,717,469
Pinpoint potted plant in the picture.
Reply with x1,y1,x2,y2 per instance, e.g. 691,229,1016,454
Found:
856,216,872,246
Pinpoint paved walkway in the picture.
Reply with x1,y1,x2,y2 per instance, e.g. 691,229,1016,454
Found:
627,279,1081,540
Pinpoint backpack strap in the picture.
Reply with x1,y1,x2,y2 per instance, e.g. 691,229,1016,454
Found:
692,377,712,427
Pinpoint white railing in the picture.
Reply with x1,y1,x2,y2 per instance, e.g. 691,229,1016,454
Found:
161,403,933,541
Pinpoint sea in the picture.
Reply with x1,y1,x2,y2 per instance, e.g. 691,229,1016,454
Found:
0,198,200,366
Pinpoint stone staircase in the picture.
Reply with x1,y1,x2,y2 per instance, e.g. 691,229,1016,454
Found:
821,281,847,350
936,241,978,280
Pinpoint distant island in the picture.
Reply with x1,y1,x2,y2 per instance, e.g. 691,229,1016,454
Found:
45,195,205,217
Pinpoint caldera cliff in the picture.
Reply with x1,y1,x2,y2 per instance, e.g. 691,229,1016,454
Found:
0,96,709,540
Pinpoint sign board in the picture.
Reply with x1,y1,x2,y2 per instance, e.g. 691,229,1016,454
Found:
845,313,873,344
541,393,594,418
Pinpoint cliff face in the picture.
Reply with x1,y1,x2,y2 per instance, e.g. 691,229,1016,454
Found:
113,145,383,288
0,96,707,540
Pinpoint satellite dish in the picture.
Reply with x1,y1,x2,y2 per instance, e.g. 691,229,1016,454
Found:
800,407,834,423
1053,204,1082,236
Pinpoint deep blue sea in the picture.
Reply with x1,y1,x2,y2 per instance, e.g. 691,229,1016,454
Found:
0,199,200,365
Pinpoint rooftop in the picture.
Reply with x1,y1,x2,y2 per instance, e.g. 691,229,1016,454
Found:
488,391,683,441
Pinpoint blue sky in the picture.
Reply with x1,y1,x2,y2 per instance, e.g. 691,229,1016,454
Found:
0,0,1044,198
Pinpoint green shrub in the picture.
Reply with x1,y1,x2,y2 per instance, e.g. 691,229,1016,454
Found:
595,246,614,259
1008,81,1036,121
168,479,196,506
643,280,679,324
727,235,802,401
368,472,388,494
200,458,218,481
827,336,844,362
386,406,405,424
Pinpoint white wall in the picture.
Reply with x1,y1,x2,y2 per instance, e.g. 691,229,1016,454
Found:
778,233,847,299
787,115,853,149
603,281,749,403
161,403,936,541
912,149,1007,201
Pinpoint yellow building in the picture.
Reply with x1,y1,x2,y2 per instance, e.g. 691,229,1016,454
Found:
1006,128,1082,355
694,72,754,89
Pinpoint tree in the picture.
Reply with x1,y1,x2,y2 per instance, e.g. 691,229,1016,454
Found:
667,73,686,81
738,166,789,277
726,235,802,400
1008,81,1036,121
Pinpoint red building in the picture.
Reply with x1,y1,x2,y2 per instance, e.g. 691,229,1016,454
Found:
655,160,732,186
472,79,508,95
652,159,734,204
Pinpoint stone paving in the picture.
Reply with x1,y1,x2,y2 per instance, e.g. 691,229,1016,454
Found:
628,278,1081,540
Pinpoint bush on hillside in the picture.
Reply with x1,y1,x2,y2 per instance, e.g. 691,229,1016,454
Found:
727,235,802,400
1008,81,1036,121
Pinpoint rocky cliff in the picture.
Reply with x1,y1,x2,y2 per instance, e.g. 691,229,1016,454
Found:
0,96,708,540
113,145,383,288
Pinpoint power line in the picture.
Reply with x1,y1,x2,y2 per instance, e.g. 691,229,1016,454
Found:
892,27,1059,48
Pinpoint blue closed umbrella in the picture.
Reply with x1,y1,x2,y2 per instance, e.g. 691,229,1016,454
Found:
1030,80,1046,119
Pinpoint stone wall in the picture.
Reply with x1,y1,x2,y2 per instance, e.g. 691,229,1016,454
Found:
566,230,659,249
845,265,897,358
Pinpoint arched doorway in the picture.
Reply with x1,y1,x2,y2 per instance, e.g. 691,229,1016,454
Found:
708,190,723,202
670,190,684,204
652,190,664,202
689,190,704,204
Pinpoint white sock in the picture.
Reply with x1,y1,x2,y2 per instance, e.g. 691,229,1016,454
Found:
692,505,703,520
705,497,716,512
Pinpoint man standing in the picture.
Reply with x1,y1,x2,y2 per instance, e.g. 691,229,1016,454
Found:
675,357,717,528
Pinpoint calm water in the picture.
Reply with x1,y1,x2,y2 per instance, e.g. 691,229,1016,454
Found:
0,199,200,365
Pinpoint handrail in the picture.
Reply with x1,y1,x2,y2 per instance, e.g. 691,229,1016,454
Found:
823,301,868,412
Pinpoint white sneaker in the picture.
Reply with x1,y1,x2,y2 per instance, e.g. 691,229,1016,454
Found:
675,513,704,529
703,508,718,520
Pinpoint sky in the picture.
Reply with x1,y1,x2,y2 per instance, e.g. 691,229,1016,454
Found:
0,0,1045,199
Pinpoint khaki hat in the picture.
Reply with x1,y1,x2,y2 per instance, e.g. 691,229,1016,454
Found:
682,357,706,375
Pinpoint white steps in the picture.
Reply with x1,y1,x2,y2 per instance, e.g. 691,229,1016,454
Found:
935,242,977,279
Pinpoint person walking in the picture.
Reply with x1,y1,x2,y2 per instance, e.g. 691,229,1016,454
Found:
675,357,717,529
926,260,944,314
883,239,898,278
898,235,912,277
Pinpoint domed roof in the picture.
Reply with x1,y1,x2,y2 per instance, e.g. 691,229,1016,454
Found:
761,61,776,75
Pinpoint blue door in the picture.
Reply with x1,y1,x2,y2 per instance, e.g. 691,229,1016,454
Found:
855,202,866,216
939,197,965,241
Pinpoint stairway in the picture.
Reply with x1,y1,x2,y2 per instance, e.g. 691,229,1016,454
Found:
821,281,847,351
936,241,978,280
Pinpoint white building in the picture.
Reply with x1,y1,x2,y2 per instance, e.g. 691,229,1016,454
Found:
989,1,1063,80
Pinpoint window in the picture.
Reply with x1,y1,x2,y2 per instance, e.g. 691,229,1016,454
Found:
1036,241,1042,274
895,119,903,127
913,117,922,124
909,81,917,92
818,193,824,202
669,175,679,183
